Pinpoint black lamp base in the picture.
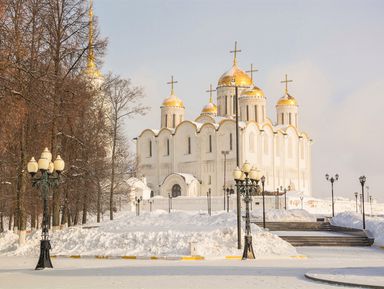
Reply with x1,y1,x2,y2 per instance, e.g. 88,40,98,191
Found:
242,235,255,260
35,240,53,270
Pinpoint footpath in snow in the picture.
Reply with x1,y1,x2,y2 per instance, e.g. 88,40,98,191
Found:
0,210,301,259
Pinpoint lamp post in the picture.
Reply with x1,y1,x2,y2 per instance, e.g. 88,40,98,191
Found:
359,176,367,229
149,199,154,212
300,195,304,209
135,196,142,216
27,148,65,270
233,162,262,259
222,150,229,211
261,176,266,229
369,196,373,215
207,188,212,216
325,173,339,217
354,192,358,213
168,193,172,213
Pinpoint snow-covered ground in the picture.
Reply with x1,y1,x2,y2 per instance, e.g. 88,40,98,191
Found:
251,208,316,222
0,210,299,259
0,247,383,289
332,211,384,246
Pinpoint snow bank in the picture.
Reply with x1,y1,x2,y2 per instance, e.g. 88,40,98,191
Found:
251,209,316,222
332,212,384,246
0,211,296,259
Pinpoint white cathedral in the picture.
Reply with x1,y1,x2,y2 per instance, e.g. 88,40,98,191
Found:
136,50,312,198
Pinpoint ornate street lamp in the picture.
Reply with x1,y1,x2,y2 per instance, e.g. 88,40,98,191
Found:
325,173,339,217
359,176,367,229
27,148,65,270
354,192,358,213
233,162,262,259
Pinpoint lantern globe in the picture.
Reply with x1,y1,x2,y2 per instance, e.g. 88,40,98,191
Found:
38,158,49,171
41,147,52,162
27,157,39,174
54,155,65,172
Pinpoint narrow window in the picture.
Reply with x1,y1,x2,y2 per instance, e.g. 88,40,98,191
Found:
229,133,233,151
188,137,191,154
172,114,176,128
225,96,228,115
165,115,168,127
233,96,236,114
209,135,212,153
289,113,292,125
208,175,212,185
281,113,284,124
246,105,249,121
254,105,258,122
167,139,170,156
149,140,152,157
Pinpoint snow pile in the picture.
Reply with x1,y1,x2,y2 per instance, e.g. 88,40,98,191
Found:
332,212,384,246
251,209,316,222
0,211,297,259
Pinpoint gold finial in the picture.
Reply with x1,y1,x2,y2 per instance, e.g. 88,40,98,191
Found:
167,76,178,95
87,0,95,70
246,64,258,82
281,74,293,94
206,84,216,103
230,41,242,65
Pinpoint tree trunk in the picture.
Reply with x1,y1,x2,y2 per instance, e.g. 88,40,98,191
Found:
0,212,4,232
8,210,12,231
97,178,101,223
109,119,118,220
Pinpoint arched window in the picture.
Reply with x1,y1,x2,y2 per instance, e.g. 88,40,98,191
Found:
249,132,255,153
254,105,258,122
149,140,152,157
225,96,228,115
172,114,176,128
166,138,170,156
281,113,284,124
246,105,249,121
187,137,191,154
289,113,292,125
208,135,212,152
165,115,168,127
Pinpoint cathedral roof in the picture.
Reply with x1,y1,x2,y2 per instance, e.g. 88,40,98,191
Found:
276,92,298,106
240,85,265,98
162,94,184,108
218,64,253,87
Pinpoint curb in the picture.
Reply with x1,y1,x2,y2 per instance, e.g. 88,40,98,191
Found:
51,255,306,261
305,273,384,289
51,255,205,261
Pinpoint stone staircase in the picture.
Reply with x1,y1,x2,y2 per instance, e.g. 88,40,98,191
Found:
252,221,374,247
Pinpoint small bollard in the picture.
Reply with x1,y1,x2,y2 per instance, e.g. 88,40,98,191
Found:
190,241,198,256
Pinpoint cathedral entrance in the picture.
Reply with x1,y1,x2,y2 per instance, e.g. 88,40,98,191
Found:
171,184,181,198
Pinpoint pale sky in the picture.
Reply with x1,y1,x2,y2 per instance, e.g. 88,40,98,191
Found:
94,0,384,201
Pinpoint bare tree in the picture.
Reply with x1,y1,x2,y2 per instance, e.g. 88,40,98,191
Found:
103,75,148,220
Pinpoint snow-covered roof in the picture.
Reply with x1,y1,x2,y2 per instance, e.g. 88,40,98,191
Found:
177,173,198,185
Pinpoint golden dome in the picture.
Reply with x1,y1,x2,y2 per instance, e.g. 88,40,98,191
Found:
218,64,253,87
202,102,217,114
162,94,184,108
241,86,264,97
276,93,298,106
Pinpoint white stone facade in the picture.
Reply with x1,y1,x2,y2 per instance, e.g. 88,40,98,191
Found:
136,62,312,198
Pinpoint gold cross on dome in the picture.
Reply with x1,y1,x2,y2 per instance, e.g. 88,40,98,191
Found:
167,75,178,95
206,84,216,103
281,74,293,94
230,41,242,65
246,64,258,82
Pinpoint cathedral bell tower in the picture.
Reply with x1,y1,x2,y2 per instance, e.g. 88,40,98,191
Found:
276,74,299,127
161,76,185,129
238,64,267,123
